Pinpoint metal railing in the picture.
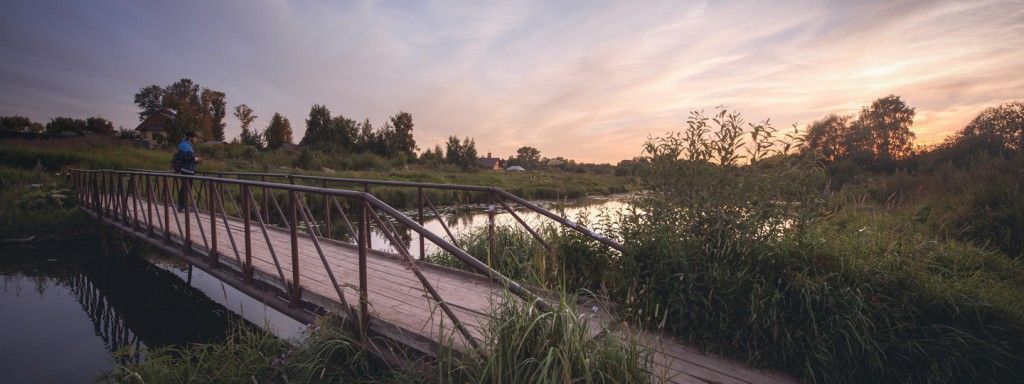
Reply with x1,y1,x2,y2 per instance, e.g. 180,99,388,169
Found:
69,168,558,350
196,170,624,259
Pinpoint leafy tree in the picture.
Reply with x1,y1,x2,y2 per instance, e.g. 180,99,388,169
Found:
300,104,332,147
133,85,166,121
955,101,1024,155
201,89,227,141
84,117,115,134
44,117,87,134
420,144,445,164
0,116,43,133
331,115,359,150
512,146,542,168
850,94,916,164
387,111,417,161
802,114,851,162
234,104,262,149
445,135,478,170
264,113,293,150
133,78,228,143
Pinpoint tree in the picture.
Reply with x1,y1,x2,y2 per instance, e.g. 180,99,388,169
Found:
445,135,478,170
133,78,228,143
264,113,293,150
513,146,542,168
300,104,332,147
955,101,1024,154
133,85,166,121
84,117,115,134
851,94,916,163
234,104,262,149
388,111,417,161
45,117,87,135
0,116,43,133
201,89,227,141
802,114,851,162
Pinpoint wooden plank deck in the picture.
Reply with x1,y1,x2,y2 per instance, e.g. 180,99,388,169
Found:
107,195,795,384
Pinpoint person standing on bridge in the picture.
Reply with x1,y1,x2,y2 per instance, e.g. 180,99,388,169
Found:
171,131,201,212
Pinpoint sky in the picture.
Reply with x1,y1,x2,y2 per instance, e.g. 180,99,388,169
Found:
1,0,1021,163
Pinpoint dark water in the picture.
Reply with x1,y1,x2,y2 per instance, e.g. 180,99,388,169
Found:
0,239,302,383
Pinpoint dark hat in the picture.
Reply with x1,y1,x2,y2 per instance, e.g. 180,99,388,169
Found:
185,131,198,138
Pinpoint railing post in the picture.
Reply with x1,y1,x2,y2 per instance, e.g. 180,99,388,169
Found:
209,180,218,266
358,199,369,333
289,190,301,307
418,187,425,259
184,178,192,253
146,175,154,235
162,177,171,244
487,190,496,266
323,180,331,239
243,185,253,283
363,183,371,249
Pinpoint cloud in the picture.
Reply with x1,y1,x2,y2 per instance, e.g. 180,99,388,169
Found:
0,0,1021,162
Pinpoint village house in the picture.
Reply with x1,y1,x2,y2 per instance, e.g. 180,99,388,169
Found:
134,114,170,148
476,157,503,170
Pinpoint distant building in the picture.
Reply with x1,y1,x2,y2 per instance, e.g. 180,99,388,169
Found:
546,158,566,166
134,114,170,148
506,165,526,172
477,157,503,170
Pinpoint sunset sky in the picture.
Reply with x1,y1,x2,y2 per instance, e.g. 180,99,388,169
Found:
1,0,1021,162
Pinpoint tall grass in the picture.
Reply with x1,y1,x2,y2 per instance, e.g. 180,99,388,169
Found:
107,300,653,383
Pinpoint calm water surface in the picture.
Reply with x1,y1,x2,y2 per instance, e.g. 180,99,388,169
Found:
0,239,303,383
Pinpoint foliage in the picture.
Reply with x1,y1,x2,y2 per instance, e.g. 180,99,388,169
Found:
43,116,115,135
0,115,44,133
801,94,916,169
133,79,228,142
950,100,1024,155
445,135,478,170
234,104,263,149
264,112,293,150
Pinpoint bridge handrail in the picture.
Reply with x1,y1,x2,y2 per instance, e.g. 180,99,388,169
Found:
182,169,625,252
69,168,552,350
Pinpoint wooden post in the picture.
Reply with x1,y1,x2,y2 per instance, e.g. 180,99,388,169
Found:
243,185,253,283
418,187,425,259
209,181,218,266
289,190,301,307
358,199,369,333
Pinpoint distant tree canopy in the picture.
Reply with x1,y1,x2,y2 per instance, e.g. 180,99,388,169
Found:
801,94,916,168
43,116,114,135
234,104,263,149
0,116,44,133
264,113,293,150
297,104,417,161
508,146,542,168
133,78,228,143
950,101,1024,156
445,135,478,170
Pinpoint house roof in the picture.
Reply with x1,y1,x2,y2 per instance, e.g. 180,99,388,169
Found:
506,165,526,171
477,157,502,168
135,114,170,132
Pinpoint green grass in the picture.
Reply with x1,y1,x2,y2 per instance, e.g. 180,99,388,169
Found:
106,300,653,384
0,165,93,239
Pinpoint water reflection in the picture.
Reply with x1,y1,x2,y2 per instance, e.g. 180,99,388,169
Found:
0,239,301,383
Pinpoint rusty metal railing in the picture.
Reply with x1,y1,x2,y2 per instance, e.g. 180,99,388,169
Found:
70,168,558,350
196,170,624,262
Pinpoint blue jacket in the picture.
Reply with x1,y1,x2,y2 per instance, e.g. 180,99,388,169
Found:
174,140,197,174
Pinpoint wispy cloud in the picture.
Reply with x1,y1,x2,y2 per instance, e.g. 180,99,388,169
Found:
1,0,1021,161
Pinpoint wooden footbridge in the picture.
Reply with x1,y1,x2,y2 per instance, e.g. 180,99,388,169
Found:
68,169,794,384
